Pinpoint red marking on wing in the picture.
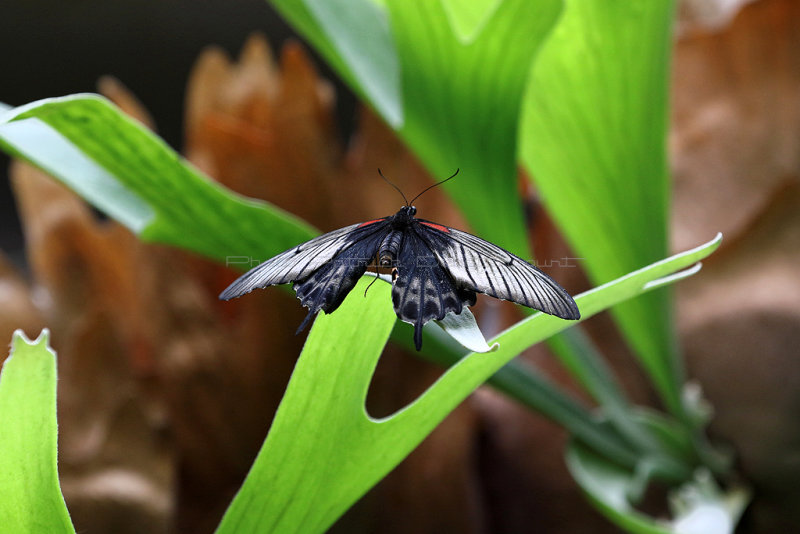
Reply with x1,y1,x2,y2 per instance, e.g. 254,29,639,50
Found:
358,219,384,227
420,221,451,233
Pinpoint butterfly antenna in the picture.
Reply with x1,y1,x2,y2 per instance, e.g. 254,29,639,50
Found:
409,168,459,205
377,168,409,206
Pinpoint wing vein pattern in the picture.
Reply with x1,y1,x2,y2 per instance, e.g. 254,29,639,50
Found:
219,220,389,300
393,229,477,350
415,221,580,320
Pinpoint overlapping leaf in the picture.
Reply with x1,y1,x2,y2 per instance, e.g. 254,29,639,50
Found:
272,0,562,256
520,0,681,413
0,96,315,264
218,234,721,534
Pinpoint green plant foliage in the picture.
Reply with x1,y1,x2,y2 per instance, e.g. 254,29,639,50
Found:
0,1,731,522
269,0,402,126
519,0,682,414
386,0,561,254
0,95,316,264
566,440,749,534
272,0,561,256
303,0,402,127
216,278,397,533
0,330,74,533
218,235,720,534
0,94,575,415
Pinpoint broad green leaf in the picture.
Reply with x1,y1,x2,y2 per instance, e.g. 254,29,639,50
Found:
273,0,562,255
520,0,682,413
0,95,316,264
219,234,720,534
303,0,402,127
440,0,502,40
387,0,561,255
566,440,749,534
216,277,397,534
0,330,74,533
269,0,402,127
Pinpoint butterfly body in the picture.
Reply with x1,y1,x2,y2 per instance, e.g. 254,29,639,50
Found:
220,204,579,350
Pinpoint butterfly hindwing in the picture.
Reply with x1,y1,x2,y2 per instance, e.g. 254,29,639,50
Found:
219,219,390,301
415,220,580,320
293,228,389,332
392,229,477,350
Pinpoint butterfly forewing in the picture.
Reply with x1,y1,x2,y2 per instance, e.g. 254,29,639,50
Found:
414,221,580,320
219,219,390,300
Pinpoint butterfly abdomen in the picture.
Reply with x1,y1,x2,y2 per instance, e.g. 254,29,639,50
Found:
378,230,404,267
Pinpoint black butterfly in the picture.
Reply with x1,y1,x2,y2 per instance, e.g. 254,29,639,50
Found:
219,171,580,350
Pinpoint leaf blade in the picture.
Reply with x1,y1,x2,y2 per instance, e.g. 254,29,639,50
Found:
520,0,681,412
217,234,721,534
0,95,317,264
0,330,74,533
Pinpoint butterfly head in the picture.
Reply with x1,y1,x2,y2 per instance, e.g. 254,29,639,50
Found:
389,205,417,228
397,204,417,220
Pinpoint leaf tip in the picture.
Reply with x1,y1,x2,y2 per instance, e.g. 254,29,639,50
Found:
11,328,51,351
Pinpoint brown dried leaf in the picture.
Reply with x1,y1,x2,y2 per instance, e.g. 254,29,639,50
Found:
0,253,45,357
671,0,800,252
184,35,338,225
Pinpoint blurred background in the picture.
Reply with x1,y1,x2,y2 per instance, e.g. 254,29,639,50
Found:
1,0,798,532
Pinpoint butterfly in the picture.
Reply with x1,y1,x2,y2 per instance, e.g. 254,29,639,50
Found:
219,170,580,350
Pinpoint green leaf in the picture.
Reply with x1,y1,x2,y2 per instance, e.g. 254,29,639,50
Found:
218,234,721,534
216,277,397,534
303,0,402,127
547,328,665,455
439,0,502,40
387,0,561,255
0,330,74,533
567,440,674,534
566,440,749,534
520,1,682,413
0,95,316,264
273,0,562,255
269,0,403,127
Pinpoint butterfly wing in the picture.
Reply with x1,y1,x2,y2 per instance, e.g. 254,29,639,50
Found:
220,219,392,332
392,230,477,350
292,227,389,332
414,220,580,320
219,219,390,300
